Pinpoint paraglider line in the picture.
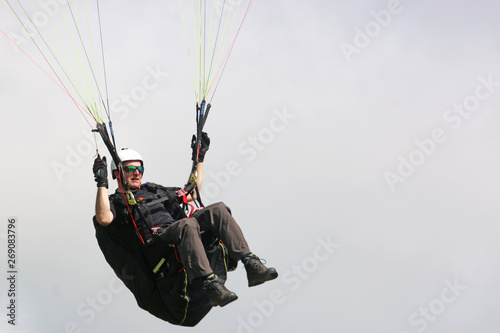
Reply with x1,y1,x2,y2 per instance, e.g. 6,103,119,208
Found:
67,0,109,120
4,0,96,125
204,0,226,99
96,0,111,121
207,0,255,102
0,26,95,128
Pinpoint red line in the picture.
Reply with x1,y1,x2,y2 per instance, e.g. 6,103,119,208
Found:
1,2,96,126
206,0,256,99
118,171,145,245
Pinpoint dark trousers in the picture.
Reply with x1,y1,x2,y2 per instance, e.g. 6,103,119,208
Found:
159,202,251,281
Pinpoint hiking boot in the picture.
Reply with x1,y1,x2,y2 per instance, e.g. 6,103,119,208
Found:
242,254,278,287
203,274,238,307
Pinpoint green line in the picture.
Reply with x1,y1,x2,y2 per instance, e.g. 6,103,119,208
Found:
96,0,111,121
204,0,226,99
85,0,106,122
179,0,199,102
12,0,91,110
48,1,91,108
61,1,96,115
70,0,98,119
207,0,249,100
197,0,202,102
68,0,107,122
4,0,105,125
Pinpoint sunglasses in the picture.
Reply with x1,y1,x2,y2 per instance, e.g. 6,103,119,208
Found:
123,166,144,174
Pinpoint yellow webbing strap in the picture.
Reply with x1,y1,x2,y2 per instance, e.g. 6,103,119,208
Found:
153,258,166,274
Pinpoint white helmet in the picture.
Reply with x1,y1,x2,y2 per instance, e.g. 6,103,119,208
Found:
111,148,143,179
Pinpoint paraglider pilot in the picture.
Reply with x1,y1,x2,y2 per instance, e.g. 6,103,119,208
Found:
91,132,278,326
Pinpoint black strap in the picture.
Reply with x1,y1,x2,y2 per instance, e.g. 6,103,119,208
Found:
144,196,170,207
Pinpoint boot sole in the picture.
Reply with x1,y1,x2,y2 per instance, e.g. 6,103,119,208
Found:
248,269,278,287
211,293,238,307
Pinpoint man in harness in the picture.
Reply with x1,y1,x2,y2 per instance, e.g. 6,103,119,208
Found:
92,133,278,326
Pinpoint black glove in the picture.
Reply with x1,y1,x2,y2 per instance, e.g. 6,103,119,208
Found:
191,132,210,162
93,155,108,188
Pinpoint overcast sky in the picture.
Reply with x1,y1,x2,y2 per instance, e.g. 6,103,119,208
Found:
1,1,500,332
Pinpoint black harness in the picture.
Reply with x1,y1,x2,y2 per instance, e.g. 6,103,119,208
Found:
109,183,188,243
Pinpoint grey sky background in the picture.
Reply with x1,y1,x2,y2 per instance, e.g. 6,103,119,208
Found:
1,1,499,332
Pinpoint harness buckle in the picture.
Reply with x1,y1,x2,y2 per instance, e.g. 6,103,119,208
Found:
150,227,162,235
